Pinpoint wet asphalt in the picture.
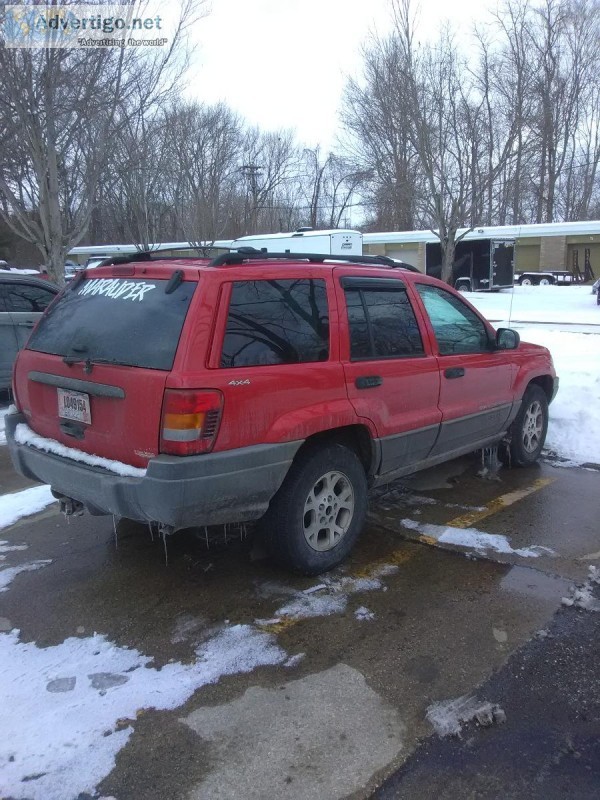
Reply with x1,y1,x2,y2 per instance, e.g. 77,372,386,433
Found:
0,406,599,800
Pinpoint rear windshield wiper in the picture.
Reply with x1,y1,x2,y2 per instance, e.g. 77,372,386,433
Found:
62,354,124,373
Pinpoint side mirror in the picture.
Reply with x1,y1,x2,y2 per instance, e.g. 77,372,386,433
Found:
496,328,520,350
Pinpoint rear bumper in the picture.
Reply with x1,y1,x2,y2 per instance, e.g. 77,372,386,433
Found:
6,412,301,528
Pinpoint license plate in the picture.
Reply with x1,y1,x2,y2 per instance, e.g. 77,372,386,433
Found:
58,388,91,425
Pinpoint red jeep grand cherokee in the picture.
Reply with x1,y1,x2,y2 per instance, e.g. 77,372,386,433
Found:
6,250,558,574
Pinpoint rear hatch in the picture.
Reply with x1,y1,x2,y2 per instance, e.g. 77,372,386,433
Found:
14,267,198,468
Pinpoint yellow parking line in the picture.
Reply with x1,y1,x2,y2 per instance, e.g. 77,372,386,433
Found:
446,478,555,529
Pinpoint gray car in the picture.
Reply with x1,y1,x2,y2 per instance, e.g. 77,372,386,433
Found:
0,273,58,391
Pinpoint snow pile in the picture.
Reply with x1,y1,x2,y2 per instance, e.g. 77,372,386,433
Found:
512,328,600,466
13,422,147,477
354,606,376,621
468,287,600,466
401,518,555,559
561,566,600,612
0,485,56,530
0,624,286,800
426,694,506,737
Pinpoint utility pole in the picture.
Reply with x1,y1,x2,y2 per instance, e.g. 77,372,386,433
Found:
241,164,262,234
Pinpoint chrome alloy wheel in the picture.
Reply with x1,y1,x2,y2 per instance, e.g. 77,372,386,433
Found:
522,399,544,453
303,470,355,552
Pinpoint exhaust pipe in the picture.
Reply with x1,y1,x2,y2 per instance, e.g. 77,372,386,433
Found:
52,493,85,517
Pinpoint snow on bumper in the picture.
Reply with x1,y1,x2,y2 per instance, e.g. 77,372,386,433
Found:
6,413,301,529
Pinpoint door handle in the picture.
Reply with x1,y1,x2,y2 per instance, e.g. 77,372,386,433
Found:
444,367,465,379
17,322,35,328
355,375,383,389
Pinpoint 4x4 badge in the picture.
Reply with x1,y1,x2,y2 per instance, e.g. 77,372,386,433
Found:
228,379,251,386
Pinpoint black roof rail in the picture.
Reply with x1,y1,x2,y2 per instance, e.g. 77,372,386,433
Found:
91,244,229,268
209,250,420,272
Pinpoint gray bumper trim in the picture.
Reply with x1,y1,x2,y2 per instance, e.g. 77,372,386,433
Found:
6,412,302,528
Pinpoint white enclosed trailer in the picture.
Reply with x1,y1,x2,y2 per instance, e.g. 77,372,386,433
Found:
231,229,363,256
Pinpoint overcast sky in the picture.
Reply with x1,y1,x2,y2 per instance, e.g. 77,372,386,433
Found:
190,0,487,149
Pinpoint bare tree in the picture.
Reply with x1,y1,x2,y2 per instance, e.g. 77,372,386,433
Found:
0,0,203,282
166,102,244,251
342,34,419,231
299,147,365,229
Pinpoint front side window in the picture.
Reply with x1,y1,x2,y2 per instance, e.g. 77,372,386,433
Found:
221,279,329,367
344,284,424,360
4,282,56,312
416,284,490,354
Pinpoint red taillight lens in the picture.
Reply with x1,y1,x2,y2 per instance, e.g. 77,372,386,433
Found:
160,389,223,456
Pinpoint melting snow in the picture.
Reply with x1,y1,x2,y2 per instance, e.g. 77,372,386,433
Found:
402,519,555,558
13,423,147,477
0,624,286,800
0,485,56,530
426,694,507,737
267,564,399,622
562,566,600,612
0,535,53,592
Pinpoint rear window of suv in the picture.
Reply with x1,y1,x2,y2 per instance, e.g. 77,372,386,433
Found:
27,276,196,370
221,279,329,367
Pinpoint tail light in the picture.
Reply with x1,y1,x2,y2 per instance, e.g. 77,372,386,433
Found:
160,389,223,456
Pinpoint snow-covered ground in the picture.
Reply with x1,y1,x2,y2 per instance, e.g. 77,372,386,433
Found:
466,285,600,466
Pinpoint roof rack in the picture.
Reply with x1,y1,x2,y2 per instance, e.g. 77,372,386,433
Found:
209,250,420,272
92,244,226,268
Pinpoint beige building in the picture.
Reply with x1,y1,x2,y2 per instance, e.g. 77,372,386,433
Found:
363,220,600,277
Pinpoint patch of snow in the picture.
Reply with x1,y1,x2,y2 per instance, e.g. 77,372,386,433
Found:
402,518,555,559
276,593,347,620
0,624,286,800
0,485,56,531
14,422,147,477
355,606,375,621
561,566,600,612
0,560,52,592
259,564,400,624
426,694,506,737
468,287,600,466
284,652,305,668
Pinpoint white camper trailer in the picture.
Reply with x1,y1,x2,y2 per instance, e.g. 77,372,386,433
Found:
231,229,363,256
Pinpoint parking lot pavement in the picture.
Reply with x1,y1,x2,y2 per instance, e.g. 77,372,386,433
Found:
0,443,598,800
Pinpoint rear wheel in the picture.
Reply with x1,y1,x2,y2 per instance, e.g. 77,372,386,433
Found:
261,443,368,575
520,277,533,286
539,277,553,286
507,385,548,466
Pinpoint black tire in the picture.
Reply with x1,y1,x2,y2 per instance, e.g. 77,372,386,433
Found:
260,443,368,575
507,385,549,466
520,276,533,286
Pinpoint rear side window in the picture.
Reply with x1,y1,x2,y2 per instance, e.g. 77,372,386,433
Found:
344,285,424,360
27,276,196,370
221,279,329,367
4,282,56,312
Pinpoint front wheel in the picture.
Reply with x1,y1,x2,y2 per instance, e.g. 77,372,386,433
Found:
507,385,549,466
260,443,368,575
